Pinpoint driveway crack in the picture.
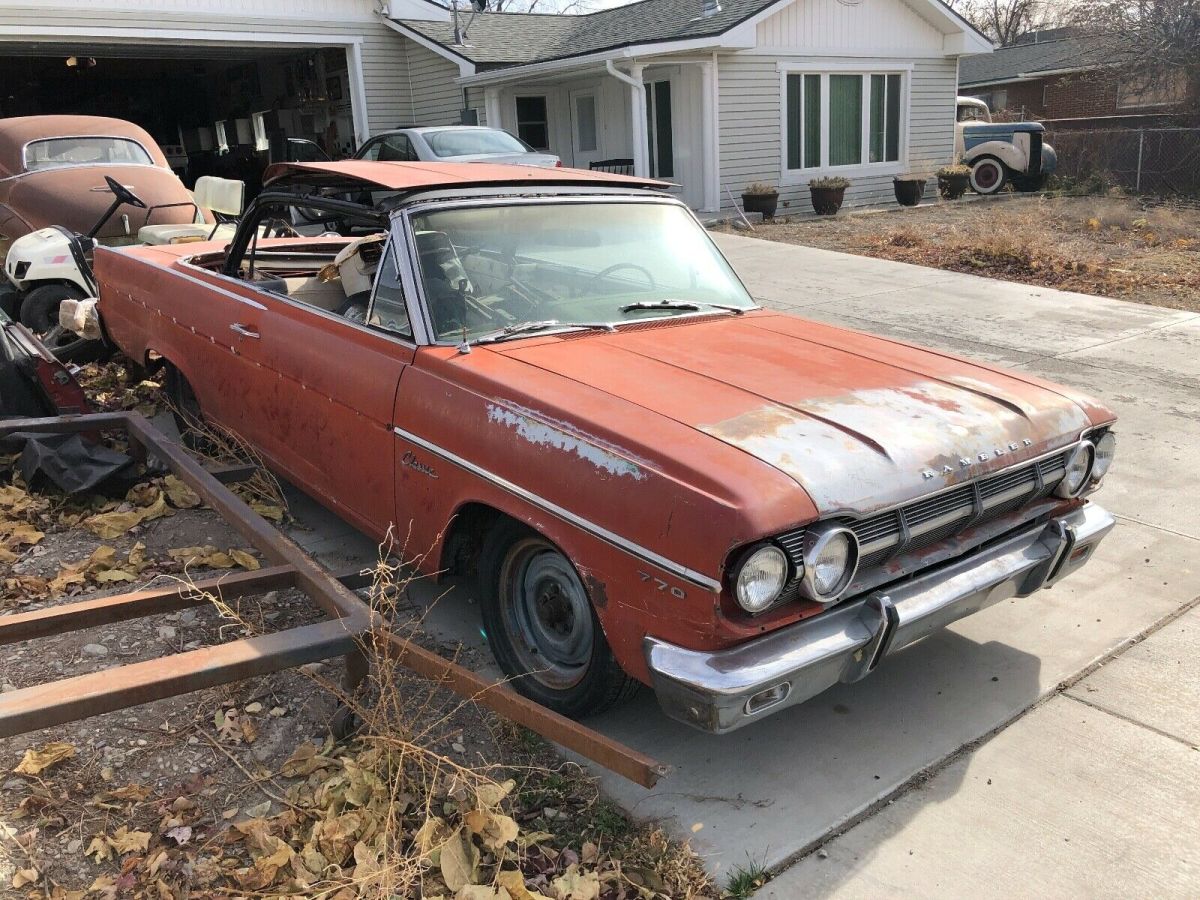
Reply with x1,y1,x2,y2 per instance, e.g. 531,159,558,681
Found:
1062,692,1199,750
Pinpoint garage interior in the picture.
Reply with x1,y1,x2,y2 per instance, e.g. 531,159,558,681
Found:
0,43,357,195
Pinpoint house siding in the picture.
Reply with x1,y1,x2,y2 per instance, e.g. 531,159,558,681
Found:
0,0,414,136
405,41,464,127
756,0,945,53
717,53,958,211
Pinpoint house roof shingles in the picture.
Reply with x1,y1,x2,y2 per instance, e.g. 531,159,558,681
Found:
959,33,1110,88
395,0,780,68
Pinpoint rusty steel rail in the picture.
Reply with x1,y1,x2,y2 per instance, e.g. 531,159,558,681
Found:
0,412,667,788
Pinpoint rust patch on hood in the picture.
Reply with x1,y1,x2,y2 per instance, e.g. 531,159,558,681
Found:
702,380,1090,514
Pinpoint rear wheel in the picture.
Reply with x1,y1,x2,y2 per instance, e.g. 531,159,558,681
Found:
163,362,208,447
969,156,1009,195
479,520,639,718
1012,172,1048,193
18,283,100,362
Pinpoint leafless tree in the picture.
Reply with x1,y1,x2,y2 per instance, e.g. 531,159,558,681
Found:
1068,0,1200,115
945,0,1072,46
477,0,594,12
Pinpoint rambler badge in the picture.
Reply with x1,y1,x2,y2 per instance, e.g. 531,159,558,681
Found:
923,438,1034,479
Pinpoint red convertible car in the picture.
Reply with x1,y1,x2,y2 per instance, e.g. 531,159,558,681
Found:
93,161,1117,732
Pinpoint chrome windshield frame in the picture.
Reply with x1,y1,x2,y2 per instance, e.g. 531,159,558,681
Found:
391,193,758,348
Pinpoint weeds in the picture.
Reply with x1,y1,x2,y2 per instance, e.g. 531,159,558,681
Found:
724,855,769,898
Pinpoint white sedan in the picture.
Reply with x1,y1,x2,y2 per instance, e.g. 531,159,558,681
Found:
353,126,561,167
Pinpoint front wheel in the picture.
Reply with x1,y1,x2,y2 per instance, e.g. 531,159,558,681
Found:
969,156,1009,195
18,283,101,362
479,520,639,718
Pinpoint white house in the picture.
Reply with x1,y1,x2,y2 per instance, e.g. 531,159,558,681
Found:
387,0,993,211
0,0,990,212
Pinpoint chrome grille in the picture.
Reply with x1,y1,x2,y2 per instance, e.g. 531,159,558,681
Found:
778,448,1071,576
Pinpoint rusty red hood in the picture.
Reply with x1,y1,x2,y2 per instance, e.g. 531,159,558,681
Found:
498,311,1110,515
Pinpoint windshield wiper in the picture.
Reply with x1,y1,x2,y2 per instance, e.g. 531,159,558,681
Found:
619,299,752,315
463,320,618,351
473,320,563,345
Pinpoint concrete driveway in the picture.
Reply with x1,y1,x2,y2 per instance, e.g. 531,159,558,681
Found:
288,232,1200,894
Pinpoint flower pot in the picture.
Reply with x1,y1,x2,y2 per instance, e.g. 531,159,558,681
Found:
938,173,970,200
809,186,846,216
893,177,926,207
742,192,778,218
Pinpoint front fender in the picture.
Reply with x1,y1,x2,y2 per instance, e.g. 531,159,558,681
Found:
962,140,1027,172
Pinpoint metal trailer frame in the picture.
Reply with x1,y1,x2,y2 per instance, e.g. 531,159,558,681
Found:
0,412,666,788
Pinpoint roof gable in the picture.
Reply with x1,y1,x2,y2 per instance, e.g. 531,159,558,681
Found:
393,0,991,71
395,0,777,68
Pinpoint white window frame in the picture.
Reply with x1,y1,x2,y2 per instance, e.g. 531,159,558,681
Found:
777,62,913,184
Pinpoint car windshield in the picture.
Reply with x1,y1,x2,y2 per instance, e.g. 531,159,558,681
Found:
957,104,991,123
410,201,756,343
424,129,532,158
23,137,154,171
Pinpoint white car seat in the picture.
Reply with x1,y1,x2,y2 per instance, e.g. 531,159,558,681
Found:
138,176,245,245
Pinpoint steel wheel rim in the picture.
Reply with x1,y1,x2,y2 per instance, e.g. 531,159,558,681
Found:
38,324,86,356
974,162,1000,190
501,539,593,690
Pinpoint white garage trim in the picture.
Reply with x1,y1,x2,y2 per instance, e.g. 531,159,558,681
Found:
0,26,371,144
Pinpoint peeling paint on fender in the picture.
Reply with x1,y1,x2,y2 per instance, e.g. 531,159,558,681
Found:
487,402,647,481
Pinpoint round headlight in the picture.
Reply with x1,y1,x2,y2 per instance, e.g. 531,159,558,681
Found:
800,524,860,603
734,544,789,614
1055,440,1095,498
1092,431,1116,483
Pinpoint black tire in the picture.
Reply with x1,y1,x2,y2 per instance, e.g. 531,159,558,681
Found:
478,519,639,718
1012,172,1048,193
18,283,102,362
968,156,1009,195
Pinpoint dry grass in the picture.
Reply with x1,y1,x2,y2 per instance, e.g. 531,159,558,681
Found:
732,196,1200,311
2,364,716,898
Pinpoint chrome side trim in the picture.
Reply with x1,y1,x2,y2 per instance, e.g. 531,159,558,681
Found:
392,425,722,592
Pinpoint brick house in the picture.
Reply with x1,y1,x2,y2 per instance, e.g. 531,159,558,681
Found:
959,28,1186,125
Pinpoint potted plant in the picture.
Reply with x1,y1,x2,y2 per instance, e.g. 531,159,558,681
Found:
893,175,927,207
937,164,971,200
809,176,850,215
741,182,779,218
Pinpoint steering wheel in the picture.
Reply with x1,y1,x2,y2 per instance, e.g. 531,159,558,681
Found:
265,218,301,238
587,262,656,290
104,175,147,209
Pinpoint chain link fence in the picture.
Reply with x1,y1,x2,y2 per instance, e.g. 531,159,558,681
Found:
1045,127,1200,197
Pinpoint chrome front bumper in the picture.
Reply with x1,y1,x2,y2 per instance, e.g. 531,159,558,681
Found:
645,502,1115,733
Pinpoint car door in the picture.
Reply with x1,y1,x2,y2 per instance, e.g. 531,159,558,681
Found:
230,236,415,538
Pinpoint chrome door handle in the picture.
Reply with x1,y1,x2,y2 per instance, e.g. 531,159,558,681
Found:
230,323,260,339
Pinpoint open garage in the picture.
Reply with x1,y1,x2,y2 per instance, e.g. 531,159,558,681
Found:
0,0,463,194
0,45,359,195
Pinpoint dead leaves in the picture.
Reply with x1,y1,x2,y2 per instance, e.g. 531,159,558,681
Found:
83,489,172,539
11,867,40,889
168,545,261,571
13,741,76,776
162,475,200,509
48,543,151,594
86,826,152,862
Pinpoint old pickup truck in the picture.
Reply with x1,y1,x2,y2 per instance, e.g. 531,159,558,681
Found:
91,161,1116,733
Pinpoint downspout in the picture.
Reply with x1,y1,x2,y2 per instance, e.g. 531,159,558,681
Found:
606,59,649,178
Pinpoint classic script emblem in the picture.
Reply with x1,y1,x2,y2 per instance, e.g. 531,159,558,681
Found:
401,450,438,479
922,438,1033,480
